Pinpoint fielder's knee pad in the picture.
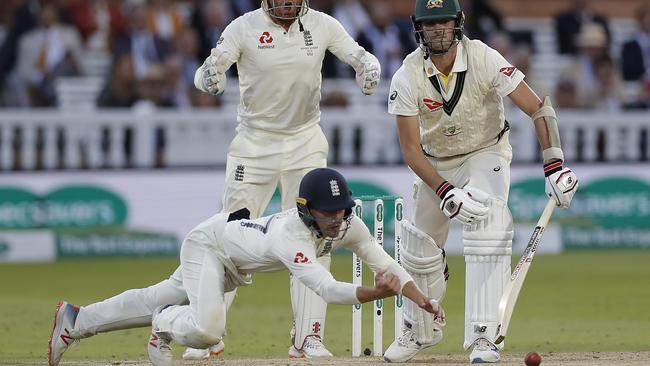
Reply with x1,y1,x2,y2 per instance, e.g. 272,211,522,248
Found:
400,221,448,344
463,198,513,349
290,254,330,348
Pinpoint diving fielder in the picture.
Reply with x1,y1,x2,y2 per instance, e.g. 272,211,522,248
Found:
191,0,381,359
47,169,444,366
384,0,578,364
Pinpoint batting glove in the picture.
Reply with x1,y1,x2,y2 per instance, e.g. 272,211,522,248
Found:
544,161,578,208
436,182,490,225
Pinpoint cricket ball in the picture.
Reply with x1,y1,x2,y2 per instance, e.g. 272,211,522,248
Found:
525,351,542,366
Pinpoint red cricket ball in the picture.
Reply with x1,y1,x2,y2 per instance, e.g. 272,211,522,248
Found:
525,351,542,366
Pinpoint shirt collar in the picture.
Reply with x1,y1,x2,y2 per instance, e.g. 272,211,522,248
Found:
423,41,467,77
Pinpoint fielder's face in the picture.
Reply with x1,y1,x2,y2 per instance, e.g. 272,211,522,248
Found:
310,208,346,238
421,19,456,54
267,0,305,20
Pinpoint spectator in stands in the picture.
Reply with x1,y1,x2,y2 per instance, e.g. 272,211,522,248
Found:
333,0,371,40
112,0,171,80
147,0,184,42
554,0,610,55
174,27,201,93
559,23,609,109
97,53,138,107
190,0,233,61
229,0,256,18
462,0,503,43
356,0,411,78
620,4,650,82
15,3,84,106
588,55,624,111
65,0,127,51
554,78,580,109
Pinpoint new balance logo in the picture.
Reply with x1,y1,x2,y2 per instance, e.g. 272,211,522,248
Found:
329,179,340,196
235,164,245,182
60,328,74,345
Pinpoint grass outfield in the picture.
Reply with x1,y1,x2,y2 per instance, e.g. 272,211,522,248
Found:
0,251,649,363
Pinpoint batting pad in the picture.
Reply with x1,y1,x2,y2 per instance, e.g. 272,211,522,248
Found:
399,221,447,344
463,198,513,349
291,254,331,349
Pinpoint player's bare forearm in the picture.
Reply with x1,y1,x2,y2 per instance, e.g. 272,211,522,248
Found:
508,82,553,152
402,281,443,316
355,272,400,303
396,115,446,190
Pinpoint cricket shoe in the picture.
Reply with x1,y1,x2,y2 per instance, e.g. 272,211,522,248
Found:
182,340,225,360
384,323,443,363
148,306,173,366
288,335,333,358
469,338,500,364
48,301,80,366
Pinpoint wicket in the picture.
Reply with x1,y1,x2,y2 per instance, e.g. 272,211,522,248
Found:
352,195,404,357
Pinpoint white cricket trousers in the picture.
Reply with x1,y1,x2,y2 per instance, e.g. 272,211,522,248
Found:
152,233,227,348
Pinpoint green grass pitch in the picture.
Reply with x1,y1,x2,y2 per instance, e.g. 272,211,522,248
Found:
0,251,649,362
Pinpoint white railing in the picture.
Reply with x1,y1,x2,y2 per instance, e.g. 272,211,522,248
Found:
0,107,648,170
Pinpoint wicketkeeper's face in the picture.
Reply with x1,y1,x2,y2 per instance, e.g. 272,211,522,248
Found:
267,0,306,20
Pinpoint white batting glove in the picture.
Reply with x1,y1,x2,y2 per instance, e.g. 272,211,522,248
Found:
436,182,490,225
199,49,229,96
544,161,578,208
349,51,381,95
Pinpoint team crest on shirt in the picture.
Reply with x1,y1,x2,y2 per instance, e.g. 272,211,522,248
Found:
301,30,318,56
423,98,443,112
444,125,463,136
426,0,444,9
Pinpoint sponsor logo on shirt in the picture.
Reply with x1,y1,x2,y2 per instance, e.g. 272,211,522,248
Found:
499,66,516,77
217,37,224,45
258,31,275,49
390,91,398,101
293,252,311,263
423,98,443,111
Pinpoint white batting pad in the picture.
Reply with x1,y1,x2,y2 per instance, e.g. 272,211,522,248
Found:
463,198,513,349
400,221,447,344
290,254,330,349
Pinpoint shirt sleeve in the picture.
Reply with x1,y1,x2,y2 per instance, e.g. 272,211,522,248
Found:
388,66,419,116
273,239,359,305
484,46,525,97
322,13,366,69
343,216,413,291
213,17,242,64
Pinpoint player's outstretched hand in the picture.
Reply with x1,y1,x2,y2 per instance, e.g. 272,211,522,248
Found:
437,182,490,225
418,298,446,324
201,49,229,96
349,51,381,95
373,272,400,298
544,162,578,208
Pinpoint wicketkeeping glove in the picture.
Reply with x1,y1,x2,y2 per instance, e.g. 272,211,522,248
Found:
200,49,229,96
349,51,381,95
436,182,490,225
544,161,578,208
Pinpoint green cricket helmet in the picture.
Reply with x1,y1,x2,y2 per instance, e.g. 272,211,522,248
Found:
412,0,465,55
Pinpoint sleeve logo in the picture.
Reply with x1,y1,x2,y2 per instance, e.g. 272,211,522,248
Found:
499,66,516,77
293,252,310,263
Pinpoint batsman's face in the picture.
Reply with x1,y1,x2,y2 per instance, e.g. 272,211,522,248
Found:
310,208,346,238
422,19,456,52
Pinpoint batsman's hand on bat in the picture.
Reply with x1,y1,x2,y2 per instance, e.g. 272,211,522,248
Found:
544,161,578,208
436,181,490,225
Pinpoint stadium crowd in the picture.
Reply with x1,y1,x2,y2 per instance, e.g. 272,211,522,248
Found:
0,0,648,110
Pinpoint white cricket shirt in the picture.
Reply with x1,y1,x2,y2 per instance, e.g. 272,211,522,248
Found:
215,8,367,134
